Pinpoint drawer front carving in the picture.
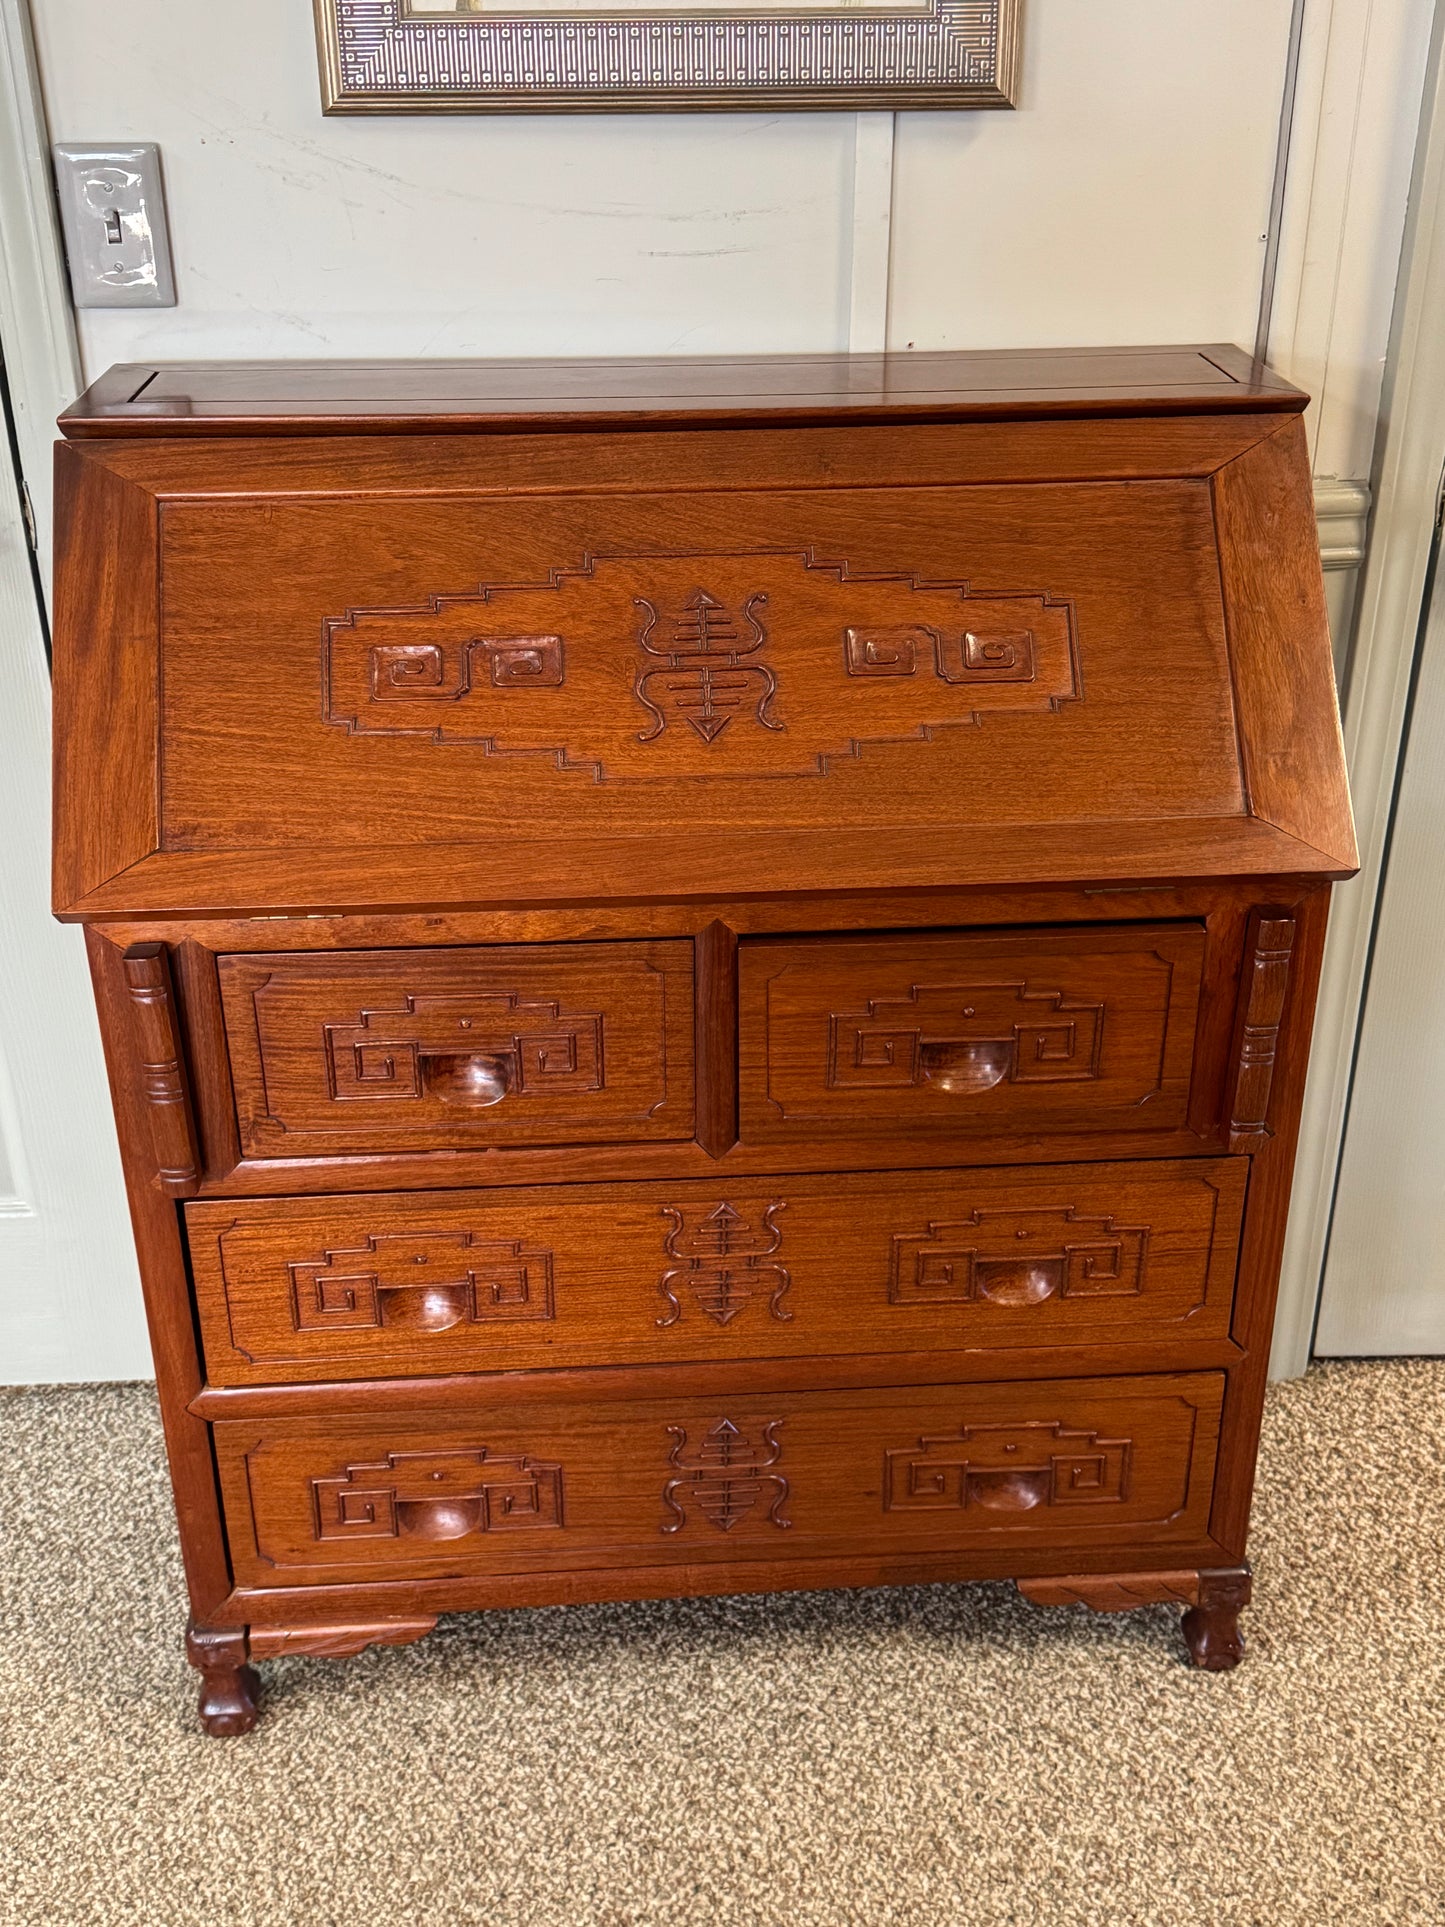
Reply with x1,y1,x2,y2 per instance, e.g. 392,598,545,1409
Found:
313,1446,565,1544
217,942,694,1157
740,924,1205,1146
214,1372,1224,1587
187,1158,1244,1385
882,1420,1130,1515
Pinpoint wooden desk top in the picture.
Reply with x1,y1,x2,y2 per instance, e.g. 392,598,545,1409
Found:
59,344,1306,439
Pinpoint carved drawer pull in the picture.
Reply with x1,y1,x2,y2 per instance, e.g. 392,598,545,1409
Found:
394,1496,487,1541
918,1039,1012,1093
418,1050,513,1106
972,1258,1062,1307
373,1280,473,1333
964,1469,1051,1512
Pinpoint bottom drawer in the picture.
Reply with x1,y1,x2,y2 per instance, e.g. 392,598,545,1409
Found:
215,1370,1223,1589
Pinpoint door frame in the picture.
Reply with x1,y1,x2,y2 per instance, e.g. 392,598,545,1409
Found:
1270,2,1445,1374
0,0,79,603
0,0,147,1382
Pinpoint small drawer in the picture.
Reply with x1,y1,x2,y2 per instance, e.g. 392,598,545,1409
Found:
740,923,1205,1148
217,942,694,1159
188,1158,1244,1386
214,1370,1225,1589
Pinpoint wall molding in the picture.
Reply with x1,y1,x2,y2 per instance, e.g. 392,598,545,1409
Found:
1315,479,1372,571
847,111,895,354
0,0,80,606
1267,0,1437,480
1271,4,1445,1378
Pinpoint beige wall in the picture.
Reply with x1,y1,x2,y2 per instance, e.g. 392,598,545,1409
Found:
29,0,1294,377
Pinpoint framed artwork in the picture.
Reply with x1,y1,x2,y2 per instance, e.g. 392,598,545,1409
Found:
314,0,1021,114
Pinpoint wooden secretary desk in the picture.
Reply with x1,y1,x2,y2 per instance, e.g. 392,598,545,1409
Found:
51,347,1356,1735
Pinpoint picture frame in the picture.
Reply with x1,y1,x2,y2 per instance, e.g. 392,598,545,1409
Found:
314,0,1021,115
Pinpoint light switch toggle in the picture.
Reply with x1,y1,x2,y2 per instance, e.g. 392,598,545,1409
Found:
53,143,177,309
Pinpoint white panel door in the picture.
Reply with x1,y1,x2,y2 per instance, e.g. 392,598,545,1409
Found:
1317,557,1445,1355
0,377,147,1383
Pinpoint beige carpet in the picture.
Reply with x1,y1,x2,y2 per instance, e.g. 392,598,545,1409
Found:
1,1360,1442,1927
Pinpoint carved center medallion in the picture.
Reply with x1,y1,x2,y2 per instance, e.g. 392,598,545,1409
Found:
661,1418,792,1533
634,589,779,743
656,1200,791,1327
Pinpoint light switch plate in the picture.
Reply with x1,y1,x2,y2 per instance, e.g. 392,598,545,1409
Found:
53,143,176,309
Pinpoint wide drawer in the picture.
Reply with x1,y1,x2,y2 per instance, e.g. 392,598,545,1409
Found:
213,1370,1224,1588
740,923,1205,1147
188,1159,1245,1386
217,942,694,1158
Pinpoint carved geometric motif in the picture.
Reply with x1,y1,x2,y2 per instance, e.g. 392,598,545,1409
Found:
313,1446,564,1543
890,1207,1148,1309
656,1201,792,1328
369,635,564,700
661,1419,792,1533
843,624,1035,683
289,1228,555,1334
635,590,779,743
829,981,1104,1095
883,1421,1131,1515
322,550,1079,784
323,991,603,1102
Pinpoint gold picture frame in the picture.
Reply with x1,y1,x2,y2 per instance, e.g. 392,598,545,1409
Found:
315,0,1021,113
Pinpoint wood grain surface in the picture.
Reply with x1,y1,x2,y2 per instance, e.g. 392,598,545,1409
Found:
213,1370,1225,1589
185,1158,1245,1386
49,350,1355,1718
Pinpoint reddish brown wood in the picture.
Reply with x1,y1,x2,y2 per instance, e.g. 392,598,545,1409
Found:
1018,1560,1251,1667
52,351,1355,1722
86,936,233,1620
1228,909,1297,1151
168,939,243,1180
50,449,159,911
1210,885,1334,1555
694,921,739,1158
216,942,694,1158
1181,1566,1252,1670
57,415,1294,506
245,1616,437,1661
49,376,1353,926
212,1371,1224,1590
59,345,1306,438
120,943,201,1197
740,925,1205,1149
1016,1568,1203,1610
223,1531,1239,1630
185,1159,1244,1386
1213,420,1356,870
185,1621,260,1737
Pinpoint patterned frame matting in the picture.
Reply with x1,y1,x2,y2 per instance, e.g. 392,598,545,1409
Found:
315,0,1021,112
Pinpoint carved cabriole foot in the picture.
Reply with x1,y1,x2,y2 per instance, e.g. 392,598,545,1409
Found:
185,1621,260,1738
1181,1567,1252,1672
1016,1564,1253,1671
185,1617,438,1734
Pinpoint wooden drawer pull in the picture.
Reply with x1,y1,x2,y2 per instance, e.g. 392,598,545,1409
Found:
374,1280,473,1333
122,943,200,1198
965,1469,1051,1512
418,1050,512,1106
394,1496,486,1541
918,1038,1013,1093
972,1258,1063,1307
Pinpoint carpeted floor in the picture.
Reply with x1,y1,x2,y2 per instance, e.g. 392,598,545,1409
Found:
1,1361,1441,1927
